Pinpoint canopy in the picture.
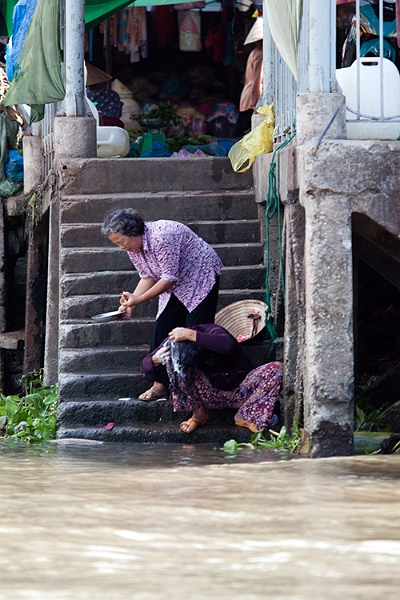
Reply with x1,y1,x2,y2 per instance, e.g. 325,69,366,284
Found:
1,0,211,35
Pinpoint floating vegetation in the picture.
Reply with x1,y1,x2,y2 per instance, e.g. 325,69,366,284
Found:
220,423,303,455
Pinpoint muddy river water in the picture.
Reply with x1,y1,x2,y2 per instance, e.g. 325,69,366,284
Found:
1,439,400,600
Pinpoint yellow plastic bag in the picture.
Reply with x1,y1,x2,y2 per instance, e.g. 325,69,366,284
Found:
228,104,275,173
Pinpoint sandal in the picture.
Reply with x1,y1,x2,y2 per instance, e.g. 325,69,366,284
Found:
138,387,167,401
180,417,208,434
235,420,259,433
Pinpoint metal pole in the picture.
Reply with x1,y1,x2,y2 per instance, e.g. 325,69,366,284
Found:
65,0,85,116
308,0,332,92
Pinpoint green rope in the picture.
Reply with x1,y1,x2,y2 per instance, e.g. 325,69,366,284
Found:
264,126,297,341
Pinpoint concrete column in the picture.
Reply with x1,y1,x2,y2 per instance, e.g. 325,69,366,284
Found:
43,196,59,385
53,116,96,159
296,93,346,145
65,0,85,116
301,187,354,457
23,135,42,194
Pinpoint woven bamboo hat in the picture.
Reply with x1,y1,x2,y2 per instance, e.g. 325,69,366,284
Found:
85,62,112,87
215,299,268,343
244,17,263,45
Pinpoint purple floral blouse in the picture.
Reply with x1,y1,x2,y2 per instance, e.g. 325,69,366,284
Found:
127,220,223,318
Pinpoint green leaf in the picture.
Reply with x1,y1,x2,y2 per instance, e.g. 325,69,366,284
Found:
223,439,240,453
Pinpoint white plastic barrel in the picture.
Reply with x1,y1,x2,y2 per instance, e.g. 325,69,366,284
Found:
96,126,130,158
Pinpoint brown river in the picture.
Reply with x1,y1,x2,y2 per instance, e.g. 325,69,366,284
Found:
1,439,400,600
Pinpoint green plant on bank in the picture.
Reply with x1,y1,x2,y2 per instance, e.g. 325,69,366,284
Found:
0,370,58,442
131,101,181,126
220,423,303,454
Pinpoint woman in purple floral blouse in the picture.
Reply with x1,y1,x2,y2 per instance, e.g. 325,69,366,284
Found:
102,208,223,400
140,323,283,434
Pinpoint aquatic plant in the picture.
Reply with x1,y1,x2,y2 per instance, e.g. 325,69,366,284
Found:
0,370,58,442
221,423,303,455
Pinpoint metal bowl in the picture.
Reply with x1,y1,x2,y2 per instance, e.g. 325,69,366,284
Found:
91,310,124,323
138,118,165,128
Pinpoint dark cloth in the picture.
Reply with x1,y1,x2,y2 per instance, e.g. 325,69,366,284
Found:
87,87,123,118
145,278,220,388
141,322,255,391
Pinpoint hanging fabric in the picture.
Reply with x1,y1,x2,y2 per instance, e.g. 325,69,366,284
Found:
178,10,201,52
4,0,65,123
264,0,303,81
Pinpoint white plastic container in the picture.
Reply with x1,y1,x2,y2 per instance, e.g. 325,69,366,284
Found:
96,126,130,158
336,58,400,140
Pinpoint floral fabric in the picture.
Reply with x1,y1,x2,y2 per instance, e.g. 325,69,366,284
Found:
168,361,283,431
127,221,223,319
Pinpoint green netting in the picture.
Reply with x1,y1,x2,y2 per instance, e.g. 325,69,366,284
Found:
3,0,65,123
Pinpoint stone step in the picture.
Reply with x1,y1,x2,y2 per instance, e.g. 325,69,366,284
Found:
60,219,261,248
59,319,154,348
56,422,254,445
57,398,238,426
58,372,149,401
60,288,266,320
59,157,253,195
58,342,274,374
60,243,264,274
60,265,266,297
60,190,258,223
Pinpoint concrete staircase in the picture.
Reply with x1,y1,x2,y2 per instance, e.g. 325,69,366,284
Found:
56,157,271,443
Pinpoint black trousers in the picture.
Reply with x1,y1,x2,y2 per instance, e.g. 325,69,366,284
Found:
146,276,220,388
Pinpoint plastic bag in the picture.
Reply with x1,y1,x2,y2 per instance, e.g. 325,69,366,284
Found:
228,104,274,173
0,179,23,198
5,150,24,182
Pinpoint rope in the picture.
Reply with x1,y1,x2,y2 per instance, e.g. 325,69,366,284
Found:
264,126,297,341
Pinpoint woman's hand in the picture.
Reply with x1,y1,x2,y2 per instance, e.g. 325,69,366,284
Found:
152,346,171,366
118,306,134,320
120,291,141,308
168,327,197,343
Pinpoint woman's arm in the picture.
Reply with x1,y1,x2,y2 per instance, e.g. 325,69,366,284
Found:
120,278,174,308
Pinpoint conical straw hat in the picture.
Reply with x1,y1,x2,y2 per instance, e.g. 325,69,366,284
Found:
244,17,263,45
215,299,268,343
85,62,112,87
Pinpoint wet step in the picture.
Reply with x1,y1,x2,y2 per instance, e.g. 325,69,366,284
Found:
56,422,255,445
60,243,264,273
60,190,258,223
60,219,261,248
58,398,240,426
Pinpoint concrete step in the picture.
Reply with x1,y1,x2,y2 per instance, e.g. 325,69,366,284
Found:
59,342,274,374
56,422,255,444
59,319,154,348
59,157,253,195
60,266,265,297
60,289,266,320
58,372,149,401
57,398,238,426
60,190,258,223
60,243,264,274
60,219,261,248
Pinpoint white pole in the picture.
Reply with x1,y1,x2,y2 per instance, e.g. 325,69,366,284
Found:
65,0,85,116
308,0,333,93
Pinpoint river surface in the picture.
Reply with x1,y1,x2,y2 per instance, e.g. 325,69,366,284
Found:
1,439,400,600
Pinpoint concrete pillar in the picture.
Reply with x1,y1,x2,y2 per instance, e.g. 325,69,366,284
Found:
296,93,347,145
43,196,59,385
65,0,85,116
53,117,96,159
301,187,354,457
308,0,335,93
23,135,42,194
